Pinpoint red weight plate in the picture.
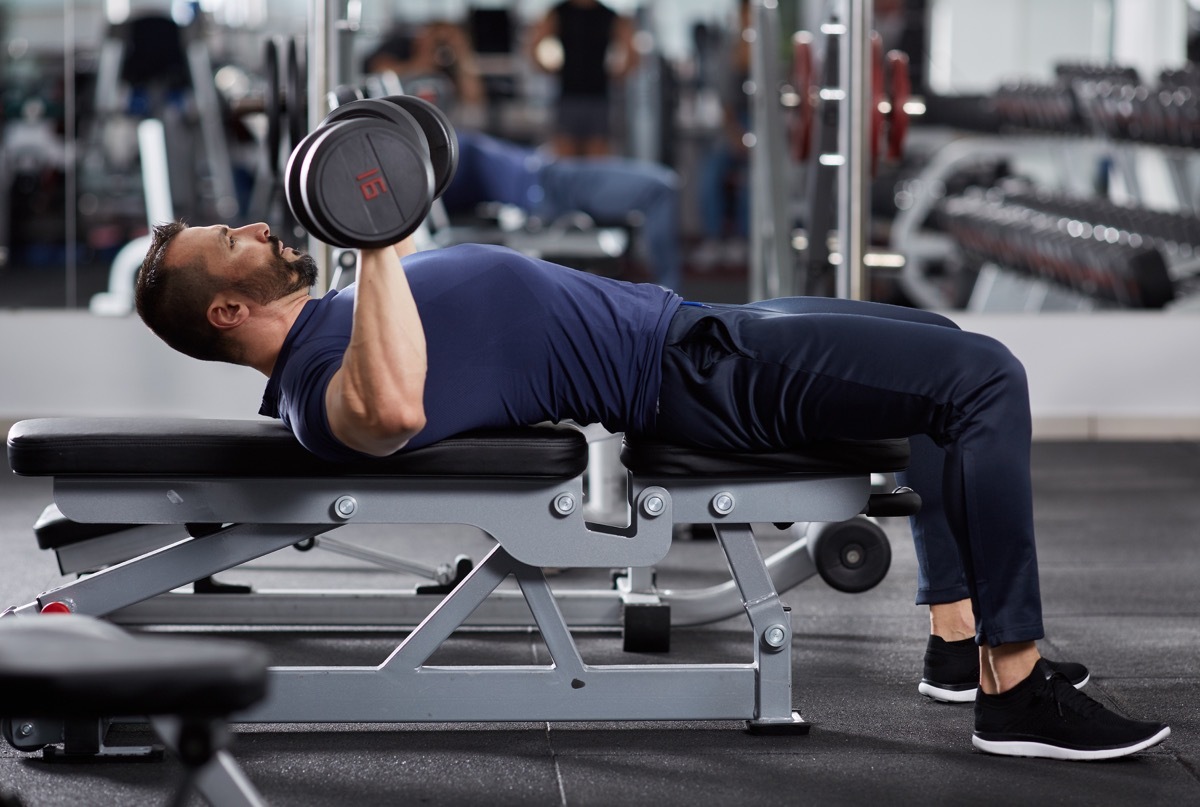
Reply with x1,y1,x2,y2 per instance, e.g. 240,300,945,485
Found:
887,50,912,161
791,32,815,162
870,31,884,177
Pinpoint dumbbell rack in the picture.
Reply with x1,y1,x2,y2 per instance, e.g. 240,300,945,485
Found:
937,189,1178,310
895,58,1200,311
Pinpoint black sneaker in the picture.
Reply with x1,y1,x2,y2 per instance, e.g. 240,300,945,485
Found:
973,659,1170,760
919,635,1090,703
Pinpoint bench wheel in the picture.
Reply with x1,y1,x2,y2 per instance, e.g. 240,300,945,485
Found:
809,516,891,594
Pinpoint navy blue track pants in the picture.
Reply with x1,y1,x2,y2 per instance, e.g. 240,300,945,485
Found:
649,297,1043,647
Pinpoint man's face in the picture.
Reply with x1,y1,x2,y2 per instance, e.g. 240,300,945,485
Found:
168,222,318,304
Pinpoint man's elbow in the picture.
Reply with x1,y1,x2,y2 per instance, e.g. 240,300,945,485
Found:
363,406,427,456
336,402,426,458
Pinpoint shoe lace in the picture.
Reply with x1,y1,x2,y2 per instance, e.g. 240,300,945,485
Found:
1045,671,1105,719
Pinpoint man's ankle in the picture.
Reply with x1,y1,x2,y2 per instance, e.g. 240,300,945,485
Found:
980,642,1040,695
929,600,975,642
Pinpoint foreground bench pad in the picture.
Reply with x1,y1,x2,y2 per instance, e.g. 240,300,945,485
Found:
0,616,267,718
8,418,588,479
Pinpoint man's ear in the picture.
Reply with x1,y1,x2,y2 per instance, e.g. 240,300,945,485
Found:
207,293,250,331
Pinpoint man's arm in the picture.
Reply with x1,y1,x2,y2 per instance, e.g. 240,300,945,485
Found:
526,9,558,74
610,15,640,80
324,238,427,456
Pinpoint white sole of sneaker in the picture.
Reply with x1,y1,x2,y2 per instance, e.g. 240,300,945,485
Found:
920,673,1092,705
971,725,1170,761
918,681,977,703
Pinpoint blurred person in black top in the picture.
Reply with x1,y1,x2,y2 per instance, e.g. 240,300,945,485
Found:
527,0,639,157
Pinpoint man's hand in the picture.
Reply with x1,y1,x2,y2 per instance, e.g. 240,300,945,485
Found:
394,234,419,260
324,245,427,456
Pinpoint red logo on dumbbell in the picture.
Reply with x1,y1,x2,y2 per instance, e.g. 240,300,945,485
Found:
357,168,388,201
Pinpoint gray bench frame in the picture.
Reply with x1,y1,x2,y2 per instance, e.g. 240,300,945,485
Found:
10,453,874,730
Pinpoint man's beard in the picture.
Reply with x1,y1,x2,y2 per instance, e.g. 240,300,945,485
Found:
233,238,320,304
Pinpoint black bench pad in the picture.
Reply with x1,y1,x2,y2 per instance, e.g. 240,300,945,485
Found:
34,503,132,550
8,418,589,480
0,616,267,718
621,436,910,476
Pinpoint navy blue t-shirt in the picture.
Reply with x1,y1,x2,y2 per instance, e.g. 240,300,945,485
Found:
259,243,681,461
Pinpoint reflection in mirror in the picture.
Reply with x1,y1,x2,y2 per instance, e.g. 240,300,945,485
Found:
900,0,1200,314
0,1,1196,314
1,0,308,310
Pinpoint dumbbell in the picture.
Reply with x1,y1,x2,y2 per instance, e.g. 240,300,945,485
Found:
284,95,459,249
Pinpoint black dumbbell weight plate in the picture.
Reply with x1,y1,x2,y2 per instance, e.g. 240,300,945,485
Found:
327,84,364,112
380,95,460,198
263,38,281,176
286,37,306,151
299,119,436,249
284,126,332,243
323,98,432,157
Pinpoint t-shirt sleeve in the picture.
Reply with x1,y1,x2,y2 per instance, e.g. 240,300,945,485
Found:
277,338,374,462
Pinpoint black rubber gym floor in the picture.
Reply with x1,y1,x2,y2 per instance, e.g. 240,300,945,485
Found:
0,439,1197,806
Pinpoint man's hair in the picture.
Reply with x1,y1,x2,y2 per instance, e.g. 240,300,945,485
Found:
135,221,242,363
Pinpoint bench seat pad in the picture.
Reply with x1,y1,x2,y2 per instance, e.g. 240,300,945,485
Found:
7,418,588,479
34,502,131,550
621,436,910,476
0,615,267,718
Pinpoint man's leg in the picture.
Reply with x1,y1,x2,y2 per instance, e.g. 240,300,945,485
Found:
746,299,975,613
744,298,1050,699
657,297,1043,646
650,299,1169,758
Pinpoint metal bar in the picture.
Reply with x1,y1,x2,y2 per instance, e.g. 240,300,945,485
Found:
513,563,587,678
242,665,757,723
151,717,266,807
379,544,514,670
748,0,794,300
103,527,819,629
713,524,796,723
187,42,239,220
64,0,77,308
313,534,441,580
138,120,175,226
836,0,873,300
308,0,332,289
33,524,324,617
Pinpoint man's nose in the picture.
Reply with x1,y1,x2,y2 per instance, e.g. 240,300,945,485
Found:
233,223,271,241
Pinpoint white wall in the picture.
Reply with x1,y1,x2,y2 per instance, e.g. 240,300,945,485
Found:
951,312,1200,439
927,0,1115,93
1112,0,1187,85
1,310,1197,439
0,311,264,420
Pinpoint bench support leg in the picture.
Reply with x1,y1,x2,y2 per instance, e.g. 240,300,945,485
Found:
151,716,267,807
15,524,326,618
714,523,808,733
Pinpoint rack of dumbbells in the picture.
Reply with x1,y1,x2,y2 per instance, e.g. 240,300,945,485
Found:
936,185,1191,311
909,61,1200,312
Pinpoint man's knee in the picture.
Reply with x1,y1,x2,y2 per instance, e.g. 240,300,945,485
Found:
969,334,1029,395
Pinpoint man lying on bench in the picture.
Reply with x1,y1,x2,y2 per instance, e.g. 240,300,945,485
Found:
132,221,1170,761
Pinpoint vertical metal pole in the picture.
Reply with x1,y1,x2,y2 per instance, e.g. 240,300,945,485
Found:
64,0,77,308
307,0,333,290
748,0,794,302
836,0,872,300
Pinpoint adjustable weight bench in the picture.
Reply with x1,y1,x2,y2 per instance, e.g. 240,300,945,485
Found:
6,417,913,732
0,614,268,806
23,461,908,644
